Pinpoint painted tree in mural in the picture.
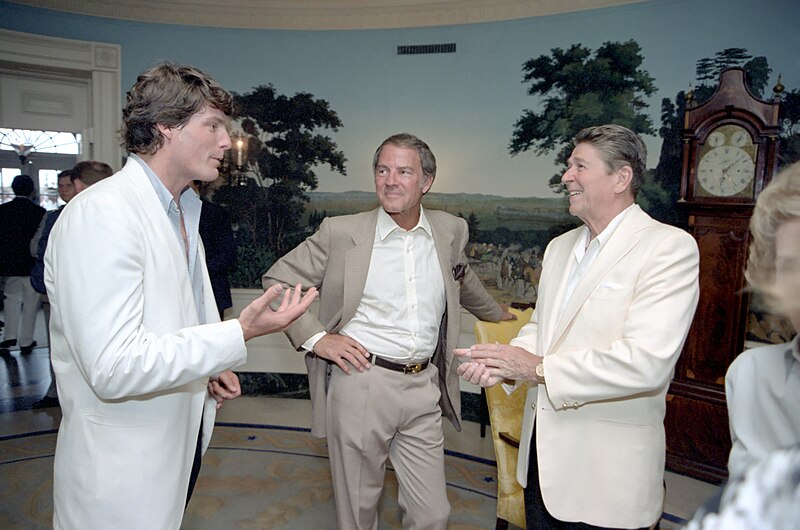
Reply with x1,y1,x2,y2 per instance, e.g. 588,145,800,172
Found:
778,89,800,166
651,48,798,225
212,84,346,287
509,40,655,193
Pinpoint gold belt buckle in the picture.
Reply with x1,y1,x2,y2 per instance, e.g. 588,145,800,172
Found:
404,362,423,374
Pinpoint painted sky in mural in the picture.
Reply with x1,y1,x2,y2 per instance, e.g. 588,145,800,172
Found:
2,0,798,198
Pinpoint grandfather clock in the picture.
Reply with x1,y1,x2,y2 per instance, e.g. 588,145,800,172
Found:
665,68,782,481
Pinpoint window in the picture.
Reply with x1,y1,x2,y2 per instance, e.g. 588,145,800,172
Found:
0,128,82,155
0,128,81,205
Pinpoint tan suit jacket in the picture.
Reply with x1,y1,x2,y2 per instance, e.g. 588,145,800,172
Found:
510,205,699,528
263,207,504,437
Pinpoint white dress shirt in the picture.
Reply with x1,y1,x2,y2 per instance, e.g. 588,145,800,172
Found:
726,334,800,479
503,204,635,394
304,207,445,363
558,204,634,319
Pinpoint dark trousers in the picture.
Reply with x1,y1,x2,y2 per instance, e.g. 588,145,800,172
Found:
524,422,656,530
185,416,203,508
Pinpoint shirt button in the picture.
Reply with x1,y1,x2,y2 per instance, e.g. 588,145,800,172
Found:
531,403,536,410
573,402,579,408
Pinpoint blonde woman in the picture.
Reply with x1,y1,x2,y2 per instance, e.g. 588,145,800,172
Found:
725,162,800,480
685,161,800,530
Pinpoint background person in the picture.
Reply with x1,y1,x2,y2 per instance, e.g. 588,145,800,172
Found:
724,162,800,480
457,124,700,529
45,62,316,529
0,174,45,355
29,169,75,262
193,180,236,320
263,133,514,530
30,162,113,409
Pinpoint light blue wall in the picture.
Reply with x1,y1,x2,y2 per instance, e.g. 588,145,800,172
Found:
1,0,798,196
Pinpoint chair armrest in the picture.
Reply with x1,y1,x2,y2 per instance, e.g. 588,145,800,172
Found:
498,431,520,449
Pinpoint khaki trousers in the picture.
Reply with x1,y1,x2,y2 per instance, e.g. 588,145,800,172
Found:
326,362,450,530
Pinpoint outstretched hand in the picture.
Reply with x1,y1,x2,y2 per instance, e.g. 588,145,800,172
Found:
238,284,318,341
456,360,505,388
454,343,542,385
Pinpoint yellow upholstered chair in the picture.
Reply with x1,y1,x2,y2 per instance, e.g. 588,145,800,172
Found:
474,307,532,530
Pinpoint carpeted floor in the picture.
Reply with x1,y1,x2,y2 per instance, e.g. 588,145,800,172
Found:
0,423,499,529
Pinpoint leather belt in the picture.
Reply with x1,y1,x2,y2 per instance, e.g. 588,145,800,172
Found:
371,354,430,374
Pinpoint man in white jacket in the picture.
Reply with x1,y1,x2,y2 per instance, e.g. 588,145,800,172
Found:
45,62,316,529
457,125,699,529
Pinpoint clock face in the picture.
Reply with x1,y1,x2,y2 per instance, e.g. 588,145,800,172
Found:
696,125,757,198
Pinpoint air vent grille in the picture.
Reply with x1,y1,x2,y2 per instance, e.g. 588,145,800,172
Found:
397,43,456,55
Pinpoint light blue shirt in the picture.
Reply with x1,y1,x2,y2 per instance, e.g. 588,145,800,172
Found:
726,334,800,479
129,154,206,323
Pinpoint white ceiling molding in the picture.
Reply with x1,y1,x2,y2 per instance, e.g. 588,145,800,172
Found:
6,0,645,30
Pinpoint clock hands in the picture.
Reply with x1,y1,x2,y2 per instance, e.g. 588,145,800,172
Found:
721,152,748,173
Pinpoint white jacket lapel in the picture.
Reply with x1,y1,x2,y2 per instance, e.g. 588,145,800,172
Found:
122,159,200,325
547,206,651,353
540,230,581,352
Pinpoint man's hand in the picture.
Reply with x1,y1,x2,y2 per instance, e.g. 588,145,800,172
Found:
208,370,241,410
454,343,542,383
238,284,317,341
456,360,505,387
498,303,518,321
313,333,372,375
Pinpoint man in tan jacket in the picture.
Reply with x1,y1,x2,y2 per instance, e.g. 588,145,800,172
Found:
264,133,513,530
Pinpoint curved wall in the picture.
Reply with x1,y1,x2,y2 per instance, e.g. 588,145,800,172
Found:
1,0,797,197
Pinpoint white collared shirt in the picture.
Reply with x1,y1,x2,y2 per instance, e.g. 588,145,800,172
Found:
558,204,635,319
304,207,445,363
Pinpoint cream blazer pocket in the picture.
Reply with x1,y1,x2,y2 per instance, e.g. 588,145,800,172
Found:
582,284,634,337
594,281,629,295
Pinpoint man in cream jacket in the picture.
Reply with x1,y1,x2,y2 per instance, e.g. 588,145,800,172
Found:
457,125,699,529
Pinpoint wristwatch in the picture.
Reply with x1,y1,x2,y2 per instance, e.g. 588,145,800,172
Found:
535,361,544,381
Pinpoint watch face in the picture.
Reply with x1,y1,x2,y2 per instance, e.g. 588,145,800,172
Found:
696,125,757,198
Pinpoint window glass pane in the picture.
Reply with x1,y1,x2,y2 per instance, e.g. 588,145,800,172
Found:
2,167,21,186
1,167,22,203
39,169,61,210
40,169,58,190
0,128,82,155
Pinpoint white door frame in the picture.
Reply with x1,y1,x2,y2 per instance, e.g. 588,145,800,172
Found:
0,28,122,170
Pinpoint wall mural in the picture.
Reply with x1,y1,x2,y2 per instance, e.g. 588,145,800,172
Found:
212,43,798,344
